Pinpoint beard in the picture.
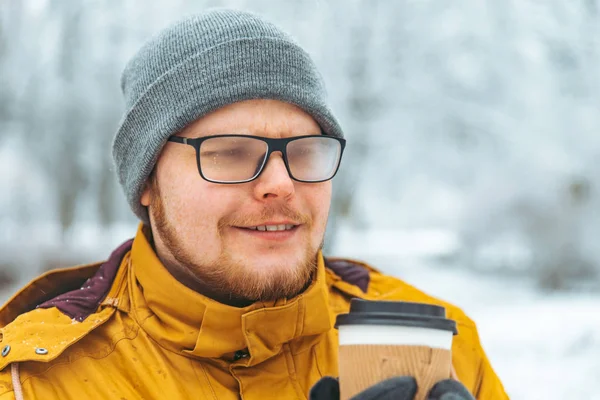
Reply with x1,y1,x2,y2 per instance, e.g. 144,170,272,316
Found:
148,178,321,306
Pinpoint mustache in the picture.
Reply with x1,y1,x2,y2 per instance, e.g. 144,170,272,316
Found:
219,204,311,228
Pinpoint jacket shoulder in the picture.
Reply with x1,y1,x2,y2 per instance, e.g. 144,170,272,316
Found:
0,305,116,373
0,263,101,328
0,239,133,327
0,264,102,397
370,267,475,328
0,240,134,375
325,257,473,327
326,257,509,399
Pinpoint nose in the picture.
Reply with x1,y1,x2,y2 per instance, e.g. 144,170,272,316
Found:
252,152,295,200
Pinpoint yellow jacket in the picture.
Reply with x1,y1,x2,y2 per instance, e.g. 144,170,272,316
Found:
0,226,508,399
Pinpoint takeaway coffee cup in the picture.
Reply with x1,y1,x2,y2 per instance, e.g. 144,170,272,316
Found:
335,299,457,400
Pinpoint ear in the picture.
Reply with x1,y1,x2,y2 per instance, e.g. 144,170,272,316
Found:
141,186,151,207
140,179,153,207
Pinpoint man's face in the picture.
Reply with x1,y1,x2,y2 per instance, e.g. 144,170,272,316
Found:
141,99,332,305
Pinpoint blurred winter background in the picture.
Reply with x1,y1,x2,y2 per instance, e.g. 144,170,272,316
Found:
1,0,599,398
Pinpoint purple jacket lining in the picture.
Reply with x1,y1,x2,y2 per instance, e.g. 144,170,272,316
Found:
37,240,133,321
324,260,370,293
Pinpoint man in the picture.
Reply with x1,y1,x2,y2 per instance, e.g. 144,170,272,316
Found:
0,9,508,400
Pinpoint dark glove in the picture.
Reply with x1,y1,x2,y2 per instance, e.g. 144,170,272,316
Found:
309,377,475,400
309,376,417,400
427,379,475,400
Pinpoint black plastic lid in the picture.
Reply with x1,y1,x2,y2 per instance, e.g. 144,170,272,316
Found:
335,299,457,335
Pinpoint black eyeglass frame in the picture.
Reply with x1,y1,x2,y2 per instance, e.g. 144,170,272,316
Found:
167,134,346,184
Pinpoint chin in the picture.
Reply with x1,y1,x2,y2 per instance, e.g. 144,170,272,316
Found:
249,258,300,276
241,252,306,277
262,250,307,266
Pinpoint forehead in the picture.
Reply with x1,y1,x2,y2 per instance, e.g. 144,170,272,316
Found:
179,99,322,139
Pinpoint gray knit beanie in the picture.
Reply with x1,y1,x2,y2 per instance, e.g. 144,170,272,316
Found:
112,8,344,224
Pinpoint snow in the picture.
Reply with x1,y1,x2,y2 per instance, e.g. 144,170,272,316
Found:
334,227,461,259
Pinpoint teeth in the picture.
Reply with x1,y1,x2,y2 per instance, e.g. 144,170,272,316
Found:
248,224,296,232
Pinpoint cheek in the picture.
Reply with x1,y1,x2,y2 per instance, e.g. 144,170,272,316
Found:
161,174,241,232
158,167,215,230
304,183,332,228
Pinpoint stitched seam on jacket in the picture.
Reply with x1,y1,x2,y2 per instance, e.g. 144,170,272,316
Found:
472,337,485,397
283,344,304,400
19,321,140,385
312,346,324,378
290,340,322,357
135,316,198,358
295,299,304,338
451,322,481,396
190,358,218,400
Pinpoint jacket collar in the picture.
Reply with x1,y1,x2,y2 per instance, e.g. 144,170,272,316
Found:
128,224,333,365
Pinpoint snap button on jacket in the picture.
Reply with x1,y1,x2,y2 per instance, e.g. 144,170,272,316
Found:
0,225,508,399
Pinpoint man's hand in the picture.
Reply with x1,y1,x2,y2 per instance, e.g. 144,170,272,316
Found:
309,376,417,400
427,379,475,400
309,376,475,400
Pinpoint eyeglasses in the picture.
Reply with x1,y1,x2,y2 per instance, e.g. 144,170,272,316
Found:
167,134,346,184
